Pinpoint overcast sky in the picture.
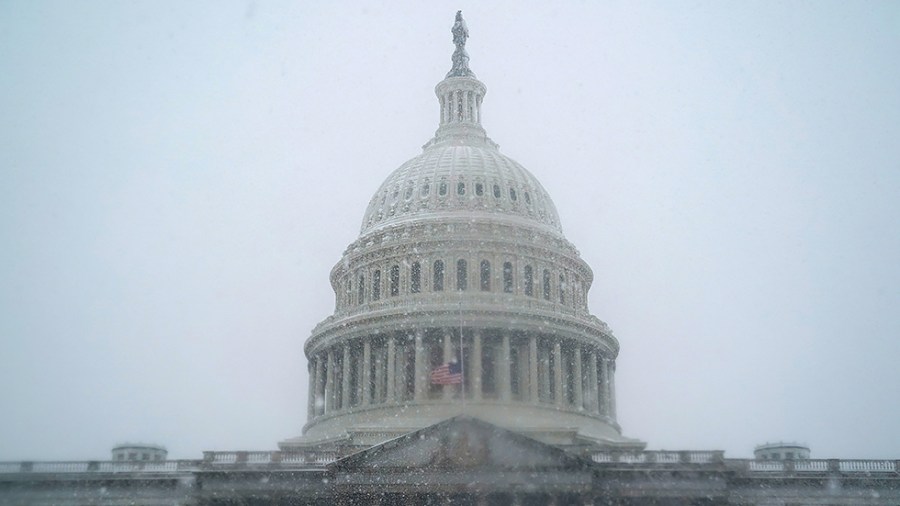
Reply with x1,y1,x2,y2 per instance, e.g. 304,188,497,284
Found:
1,1,899,461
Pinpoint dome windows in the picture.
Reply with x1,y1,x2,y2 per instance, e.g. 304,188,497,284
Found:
524,265,534,296
480,261,491,291
457,181,466,196
502,262,513,293
509,188,517,202
390,265,400,297
433,260,445,291
341,257,580,310
492,184,501,198
372,270,382,301
410,262,421,293
475,182,484,196
542,270,551,301
421,180,430,197
456,259,468,291
439,179,448,196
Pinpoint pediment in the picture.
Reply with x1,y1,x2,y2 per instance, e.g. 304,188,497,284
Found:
330,416,592,472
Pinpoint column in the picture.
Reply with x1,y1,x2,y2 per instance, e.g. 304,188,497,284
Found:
574,345,584,410
326,349,336,413
372,343,383,403
553,340,563,407
386,335,396,403
499,331,511,402
307,357,316,419
452,91,459,122
587,349,599,415
414,330,426,401
599,357,609,416
529,335,539,403
362,340,372,406
315,353,325,416
341,344,351,411
466,91,473,121
476,94,483,123
472,329,482,400
609,360,617,420
443,330,454,399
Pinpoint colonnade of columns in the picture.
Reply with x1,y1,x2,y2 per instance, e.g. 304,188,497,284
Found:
440,89,483,125
307,328,617,423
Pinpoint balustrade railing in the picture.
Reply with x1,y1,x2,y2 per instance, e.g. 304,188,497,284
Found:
1,455,896,475
590,451,724,465
736,459,899,474
838,460,896,473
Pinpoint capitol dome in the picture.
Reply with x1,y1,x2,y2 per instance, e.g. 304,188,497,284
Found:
281,12,643,454
360,144,563,237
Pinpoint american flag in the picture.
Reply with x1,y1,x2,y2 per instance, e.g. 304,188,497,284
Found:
430,360,462,385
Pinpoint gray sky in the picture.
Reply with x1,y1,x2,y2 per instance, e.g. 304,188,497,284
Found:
1,1,899,461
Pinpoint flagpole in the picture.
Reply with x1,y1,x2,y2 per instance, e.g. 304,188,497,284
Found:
459,297,465,412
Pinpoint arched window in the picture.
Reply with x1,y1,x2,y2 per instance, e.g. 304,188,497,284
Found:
457,259,467,291
509,188,517,201
421,180,430,197
480,260,491,291
457,181,466,195
493,184,501,198
559,273,566,304
524,265,534,296
475,182,484,196
439,179,448,196
542,270,551,301
503,262,513,293
433,260,444,291
346,279,353,306
390,265,400,297
410,262,421,293
358,274,366,304
372,270,381,301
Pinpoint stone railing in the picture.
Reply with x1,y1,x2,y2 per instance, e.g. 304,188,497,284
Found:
590,451,725,465
0,460,199,474
588,453,900,475
731,459,900,474
201,450,338,466
0,451,339,475
3,454,898,476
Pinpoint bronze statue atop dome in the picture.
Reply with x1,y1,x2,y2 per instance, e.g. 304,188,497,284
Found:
447,11,475,78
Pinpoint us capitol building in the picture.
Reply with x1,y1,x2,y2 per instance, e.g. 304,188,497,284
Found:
2,13,898,506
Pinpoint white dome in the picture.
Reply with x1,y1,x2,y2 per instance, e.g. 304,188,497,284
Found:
360,144,563,237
